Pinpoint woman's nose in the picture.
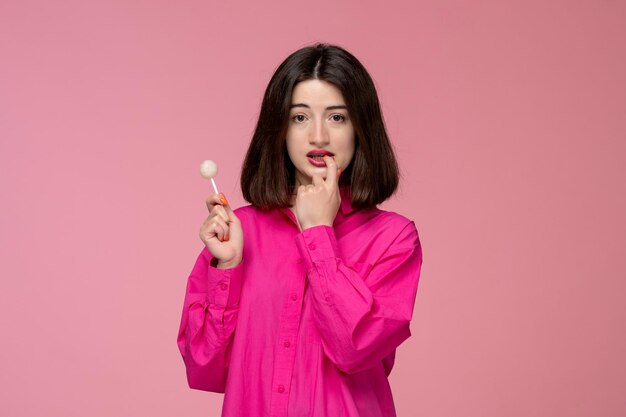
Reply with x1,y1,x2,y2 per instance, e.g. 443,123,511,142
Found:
309,121,329,145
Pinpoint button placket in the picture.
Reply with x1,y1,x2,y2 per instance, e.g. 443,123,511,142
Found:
268,255,306,417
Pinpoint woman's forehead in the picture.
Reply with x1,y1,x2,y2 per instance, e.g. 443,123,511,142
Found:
291,79,346,107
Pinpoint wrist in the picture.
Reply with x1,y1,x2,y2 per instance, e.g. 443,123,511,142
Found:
217,258,242,269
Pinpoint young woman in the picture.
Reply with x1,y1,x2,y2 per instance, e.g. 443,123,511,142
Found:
177,43,424,417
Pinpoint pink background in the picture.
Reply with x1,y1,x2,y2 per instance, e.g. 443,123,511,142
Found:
1,1,625,416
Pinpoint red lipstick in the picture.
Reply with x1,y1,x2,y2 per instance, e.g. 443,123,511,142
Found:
306,150,334,167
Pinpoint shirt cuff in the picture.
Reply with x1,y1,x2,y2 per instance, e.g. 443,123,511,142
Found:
206,254,244,308
294,225,340,272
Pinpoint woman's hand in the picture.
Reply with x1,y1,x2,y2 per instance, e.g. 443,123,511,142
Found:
200,192,243,268
295,155,342,230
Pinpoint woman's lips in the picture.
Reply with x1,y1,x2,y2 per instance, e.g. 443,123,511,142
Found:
307,154,335,167
307,156,328,167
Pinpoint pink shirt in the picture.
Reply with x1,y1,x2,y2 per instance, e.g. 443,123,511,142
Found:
177,186,423,417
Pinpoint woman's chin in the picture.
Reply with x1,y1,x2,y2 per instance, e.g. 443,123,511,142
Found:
295,166,330,186
305,166,327,176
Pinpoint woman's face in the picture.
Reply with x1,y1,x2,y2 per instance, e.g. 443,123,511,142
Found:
286,79,356,189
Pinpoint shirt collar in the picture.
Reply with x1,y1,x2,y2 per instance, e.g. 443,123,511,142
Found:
339,186,355,215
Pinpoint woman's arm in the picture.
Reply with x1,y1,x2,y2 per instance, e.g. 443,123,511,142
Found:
176,247,244,392
294,220,423,374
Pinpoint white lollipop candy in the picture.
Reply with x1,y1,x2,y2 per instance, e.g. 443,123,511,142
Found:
199,160,219,194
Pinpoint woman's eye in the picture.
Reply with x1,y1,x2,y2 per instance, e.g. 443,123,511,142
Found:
331,114,346,122
292,114,306,123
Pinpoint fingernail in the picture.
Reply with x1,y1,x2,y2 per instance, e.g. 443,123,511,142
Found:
225,233,229,241
219,192,228,205
338,168,342,176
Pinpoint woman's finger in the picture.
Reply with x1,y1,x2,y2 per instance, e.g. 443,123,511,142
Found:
214,223,225,242
211,204,230,224
201,221,222,243
211,217,229,241
205,192,224,213
206,193,228,211
312,172,324,187
323,155,338,188
201,215,228,243
221,203,240,227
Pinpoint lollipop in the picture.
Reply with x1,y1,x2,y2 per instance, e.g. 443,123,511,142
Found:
199,160,219,194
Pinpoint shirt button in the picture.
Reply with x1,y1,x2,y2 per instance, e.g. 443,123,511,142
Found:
325,296,331,302
296,258,302,264
290,293,297,301
309,243,316,250
219,283,228,291
283,340,291,347
277,384,285,393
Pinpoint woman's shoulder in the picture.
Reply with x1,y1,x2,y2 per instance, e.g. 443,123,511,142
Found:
233,204,255,217
370,208,420,245
232,204,257,225
233,204,280,216
372,207,417,230
374,208,413,224
232,204,276,225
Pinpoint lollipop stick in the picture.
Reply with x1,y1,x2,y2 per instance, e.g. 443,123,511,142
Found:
211,178,219,195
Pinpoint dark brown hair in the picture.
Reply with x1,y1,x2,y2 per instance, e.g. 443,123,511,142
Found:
241,43,400,211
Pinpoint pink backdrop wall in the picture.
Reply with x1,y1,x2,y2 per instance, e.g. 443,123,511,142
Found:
1,1,624,416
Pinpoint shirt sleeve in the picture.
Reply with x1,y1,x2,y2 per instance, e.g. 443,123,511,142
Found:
294,221,423,374
176,246,244,392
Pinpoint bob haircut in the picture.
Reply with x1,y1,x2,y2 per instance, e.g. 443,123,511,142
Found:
241,43,400,211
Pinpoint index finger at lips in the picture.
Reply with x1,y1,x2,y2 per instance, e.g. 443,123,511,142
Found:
312,172,324,187
323,155,337,186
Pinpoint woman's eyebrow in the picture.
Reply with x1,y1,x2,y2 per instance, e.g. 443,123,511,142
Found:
289,103,348,110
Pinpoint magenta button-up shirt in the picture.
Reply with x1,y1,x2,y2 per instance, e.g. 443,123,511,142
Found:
177,187,423,416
